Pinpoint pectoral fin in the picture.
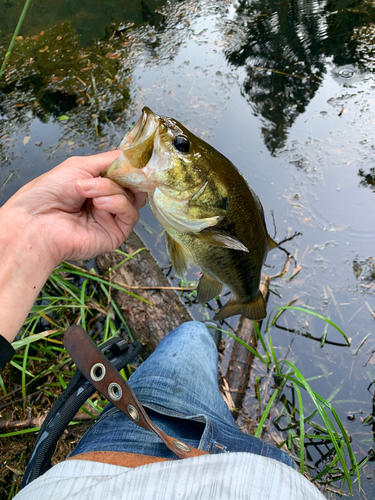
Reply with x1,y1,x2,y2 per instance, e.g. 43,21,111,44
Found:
165,233,189,278
195,228,249,252
213,292,266,321
197,274,223,303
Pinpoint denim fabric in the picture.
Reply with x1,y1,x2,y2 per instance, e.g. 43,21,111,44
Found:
70,321,296,470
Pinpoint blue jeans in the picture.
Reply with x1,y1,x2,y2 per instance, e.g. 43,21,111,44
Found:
70,321,296,470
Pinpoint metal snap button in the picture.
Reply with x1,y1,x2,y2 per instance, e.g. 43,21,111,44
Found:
173,440,191,452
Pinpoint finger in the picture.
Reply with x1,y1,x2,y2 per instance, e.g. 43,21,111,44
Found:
126,188,147,210
92,196,140,243
71,150,123,177
76,177,135,204
90,206,128,249
93,194,140,228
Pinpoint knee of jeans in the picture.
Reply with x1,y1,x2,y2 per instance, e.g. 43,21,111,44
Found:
164,321,212,343
139,321,217,369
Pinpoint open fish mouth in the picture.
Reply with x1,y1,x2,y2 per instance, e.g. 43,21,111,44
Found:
101,107,160,190
119,106,160,152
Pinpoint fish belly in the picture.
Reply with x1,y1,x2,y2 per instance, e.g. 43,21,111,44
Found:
171,230,262,301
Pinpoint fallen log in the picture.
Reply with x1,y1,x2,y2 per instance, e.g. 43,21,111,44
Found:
96,231,193,357
224,275,270,419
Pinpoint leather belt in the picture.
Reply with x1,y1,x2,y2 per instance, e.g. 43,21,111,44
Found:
64,326,209,460
69,451,173,468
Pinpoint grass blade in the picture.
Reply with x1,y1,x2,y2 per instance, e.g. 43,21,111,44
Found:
12,330,60,350
80,279,88,331
253,320,271,367
61,263,151,304
0,0,33,81
254,388,280,438
0,374,7,395
269,336,280,376
212,327,267,366
283,360,355,494
270,306,350,346
10,360,34,378
22,343,31,400
106,247,147,274
265,299,298,333
293,383,305,474
98,281,133,340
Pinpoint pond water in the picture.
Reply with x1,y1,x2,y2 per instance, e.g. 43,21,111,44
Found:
1,0,375,497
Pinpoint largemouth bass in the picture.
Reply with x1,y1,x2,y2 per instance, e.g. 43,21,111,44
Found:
102,107,278,320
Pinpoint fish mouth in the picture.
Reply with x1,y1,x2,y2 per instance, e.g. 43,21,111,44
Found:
101,107,160,191
119,106,160,151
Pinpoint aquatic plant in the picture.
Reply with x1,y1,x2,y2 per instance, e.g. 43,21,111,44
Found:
208,316,361,496
0,0,33,81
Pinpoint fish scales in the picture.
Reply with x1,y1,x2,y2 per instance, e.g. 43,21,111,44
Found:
101,107,277,321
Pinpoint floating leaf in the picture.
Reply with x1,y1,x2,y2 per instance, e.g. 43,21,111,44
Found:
59,115,69,121
23,135,31,145
106,52,121,59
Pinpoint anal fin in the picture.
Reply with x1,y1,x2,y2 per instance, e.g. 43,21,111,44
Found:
214,291,266,321
165,232,188,278
197,274,223,303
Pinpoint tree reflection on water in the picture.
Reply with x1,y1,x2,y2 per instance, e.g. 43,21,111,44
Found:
222,0,375,154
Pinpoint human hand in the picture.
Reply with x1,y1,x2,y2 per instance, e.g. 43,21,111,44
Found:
0,151,147,344
1,151,146,269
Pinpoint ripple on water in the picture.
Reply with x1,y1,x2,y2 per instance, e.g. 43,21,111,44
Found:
331,64,369,85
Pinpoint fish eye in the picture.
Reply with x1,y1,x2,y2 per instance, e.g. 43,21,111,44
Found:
173,135,190,153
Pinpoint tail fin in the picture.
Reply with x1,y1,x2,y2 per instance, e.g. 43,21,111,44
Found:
213,292,266,321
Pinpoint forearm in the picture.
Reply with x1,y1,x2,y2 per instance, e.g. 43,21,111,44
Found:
0,203,55,344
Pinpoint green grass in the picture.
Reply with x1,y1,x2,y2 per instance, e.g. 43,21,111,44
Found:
2,253,144,414
207,311,361,496
265,305,351,346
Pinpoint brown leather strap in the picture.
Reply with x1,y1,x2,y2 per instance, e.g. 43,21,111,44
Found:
63,326,209,460
69,451,173,468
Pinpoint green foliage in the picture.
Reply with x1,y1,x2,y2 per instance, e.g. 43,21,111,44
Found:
210,309,361,496
2,254,144,424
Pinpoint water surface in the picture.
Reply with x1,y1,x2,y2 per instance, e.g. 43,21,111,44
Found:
1,0,375,496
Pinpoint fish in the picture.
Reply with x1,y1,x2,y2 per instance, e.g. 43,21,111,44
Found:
101,107,278,321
